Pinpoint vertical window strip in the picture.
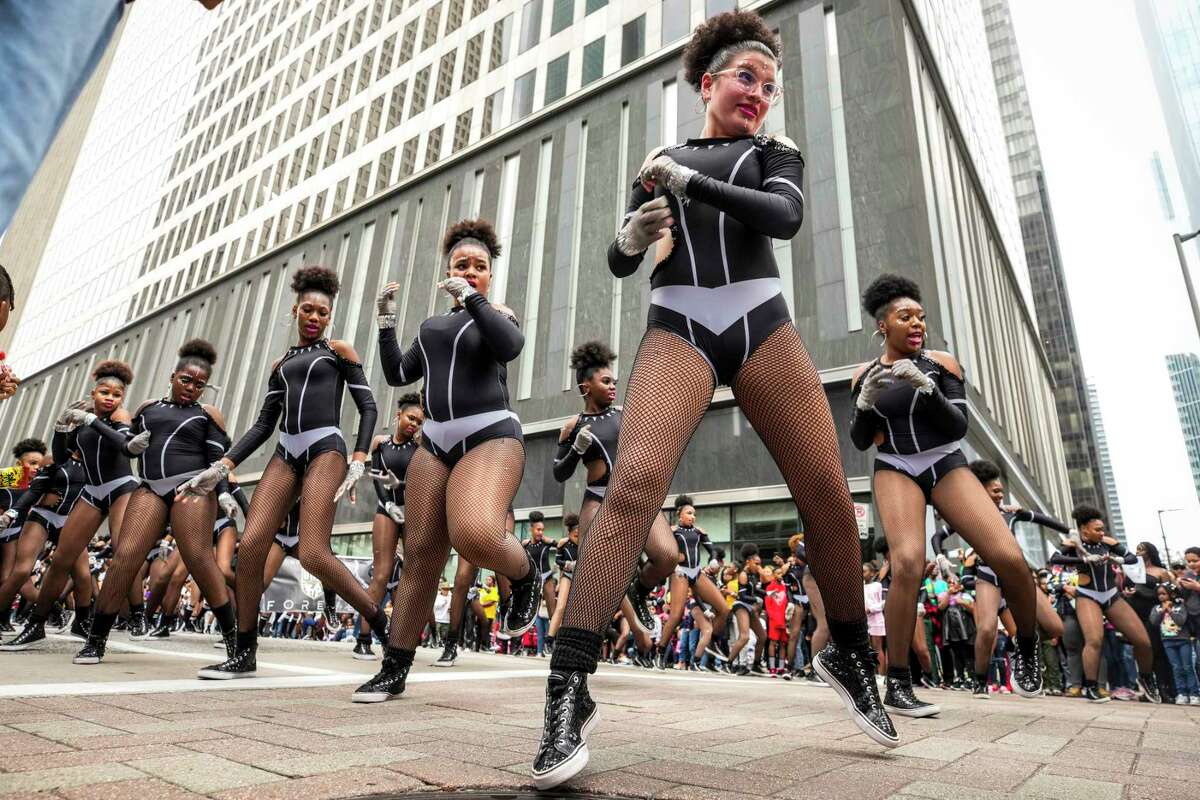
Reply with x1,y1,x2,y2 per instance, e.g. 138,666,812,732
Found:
339,220,376,343
518,138,555,400
611,101,629,376
428,184,455,317
492,153,522,306
825,9,860,332
561,120,588,391
397,199,423,335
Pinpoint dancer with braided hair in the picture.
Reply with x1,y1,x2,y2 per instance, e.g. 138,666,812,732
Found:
1051,505,1161,703
850,274,1045,718
2,361,141,651
180,267,382,679
65,340,242,664
357,218,538,701
553,341,676,653
532,11,894,787
353,392,423,660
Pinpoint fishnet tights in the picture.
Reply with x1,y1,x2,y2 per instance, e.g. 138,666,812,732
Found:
234,453,380,632
562,325,867,634
95,488,229,619
387,438,526,650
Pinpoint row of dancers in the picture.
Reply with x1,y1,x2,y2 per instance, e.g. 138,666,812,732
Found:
0,11,1143,790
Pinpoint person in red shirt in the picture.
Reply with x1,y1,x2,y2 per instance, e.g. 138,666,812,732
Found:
763,565,790,677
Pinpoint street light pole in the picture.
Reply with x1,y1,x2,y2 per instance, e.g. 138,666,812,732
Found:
1173,228,1200,342
1156,507,1181,566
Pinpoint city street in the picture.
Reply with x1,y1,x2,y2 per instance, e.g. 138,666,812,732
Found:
0,633,1195,799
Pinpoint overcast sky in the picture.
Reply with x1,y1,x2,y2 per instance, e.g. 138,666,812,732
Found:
1009,0,1200,559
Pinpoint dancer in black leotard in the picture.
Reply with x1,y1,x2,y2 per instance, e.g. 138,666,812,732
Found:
180,267,382,679
728,543,767,675
0,439,44,631
553,341,676,650
66,341,243,665
533,13,890,786
1050,505,1160,703
546,515,582,645
848,274,1043,719
654,497,730,670
354,392,423,660
523,511,559,621
2,362,142,651
359,218,538,701
939,460,1067,698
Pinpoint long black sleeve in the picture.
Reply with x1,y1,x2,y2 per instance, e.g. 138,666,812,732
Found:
699,531,715,562
86,417,136,457
229,483,250,515
462,293,523,363
225,369,285,465
371,443,390,506
684,138,805,239
337,354,377,455
378,326,423,387
848,378,879,451
919,366,969,441
607,179,654,278
10,468,55,517
931,524,955,556
1049,546,1085,567
1013,509,1070,535
552,436,582,483
52,429,72,465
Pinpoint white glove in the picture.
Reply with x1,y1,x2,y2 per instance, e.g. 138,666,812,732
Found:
0,510,15,529
855,365,890,410
438,276,476,304
369,468,401,490
62,408,97,427
376,282,397,315
176,461,230,498
384,502,405,525
640,154,697,198
217,491,239,521
936,553,952,578
890,359,935,395
1084,552,1106,566
126,430,152,455
615,196,672,256
334,459,366,502
571,424,594,455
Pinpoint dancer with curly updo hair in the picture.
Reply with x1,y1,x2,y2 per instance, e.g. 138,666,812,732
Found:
180,267,381,679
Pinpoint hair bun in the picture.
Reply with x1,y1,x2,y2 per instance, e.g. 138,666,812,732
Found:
442,219,501,260
291,266,340,298
682,10,782,93
178,338,217,366
93,359,134,386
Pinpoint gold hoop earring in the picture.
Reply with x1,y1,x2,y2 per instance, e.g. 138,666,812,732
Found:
871,329,885,348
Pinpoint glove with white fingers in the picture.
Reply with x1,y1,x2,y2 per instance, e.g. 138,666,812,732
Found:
855,365,891,411
376,283,398,329
177,461,230,497
640,154,697,199
890,359,935,395
334,459,366,502
370,468,402,491
217,491,239,521
615,196,672,257
438,276,476,304
126,430,152,456
571,424,594,455
62,408,97,428
384,502,405,525
0,510,15,529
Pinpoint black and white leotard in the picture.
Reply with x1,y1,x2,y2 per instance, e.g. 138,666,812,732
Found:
70,416,139,512
553,407,622,503
227,340,377,474
1050,540,1135,610
608,134,804,387
379,294,523,469
673,525,714,585
371,436,417,517
11,460,86,540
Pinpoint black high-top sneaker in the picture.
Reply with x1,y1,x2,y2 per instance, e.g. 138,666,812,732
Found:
971,673,990,699
501,551,542,638
1082,683,1109,703
147,618,173,639
705,636,730,661
1137,672,1163,704
220,627,237,660
69,605,92,640
625,575,655,635
884,673,941,718
1012,633,1044,698
813,642,899,747
197,632,257,679
127,608,148,640
352,647,412,703
0,618,46,651
321,592,339,628
531,670,599,790
0,606,14,633
433,637,458,667
654,645,669,671
48,603,68,633
72,611,115,665
352,637,378,661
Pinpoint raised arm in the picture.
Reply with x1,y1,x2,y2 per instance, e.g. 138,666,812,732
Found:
682,137,805,239
1012,508,1070,535
463,294,523,363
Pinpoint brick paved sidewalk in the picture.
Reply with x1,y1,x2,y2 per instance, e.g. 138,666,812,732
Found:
0,642,1195,799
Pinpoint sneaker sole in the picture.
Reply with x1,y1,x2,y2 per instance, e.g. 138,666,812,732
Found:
1088,696,1111,704
353,652,379,661
531,742,589,791
1014,685,1043,699
813,652,900,748
197,669,255,680
499,612,538,639
351,690,400,703
0,641,42,651
72,656,101,665
884,702,941,718
973,693,991,700
431,659,456,668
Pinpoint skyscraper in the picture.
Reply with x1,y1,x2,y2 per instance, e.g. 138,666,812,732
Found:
1087,382,1126,542
981,0,1108,515
1136,0,1200,228
0,0,1072,556
1167,352,1200,502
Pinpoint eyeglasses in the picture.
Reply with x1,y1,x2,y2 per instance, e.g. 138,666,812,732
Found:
177,374,208,391
709,67,783,105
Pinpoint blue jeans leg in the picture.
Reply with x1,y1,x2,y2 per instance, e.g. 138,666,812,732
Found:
0,0,124,232
1164,639,1198,696
534,615,548,655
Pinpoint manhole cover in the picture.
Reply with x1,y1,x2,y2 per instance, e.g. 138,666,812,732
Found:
356,793,630,799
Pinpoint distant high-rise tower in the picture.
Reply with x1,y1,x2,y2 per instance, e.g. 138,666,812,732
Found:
1166,352,1200,502
1136,0,1200,228
1086,382,1126,542
981,0,1107,514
